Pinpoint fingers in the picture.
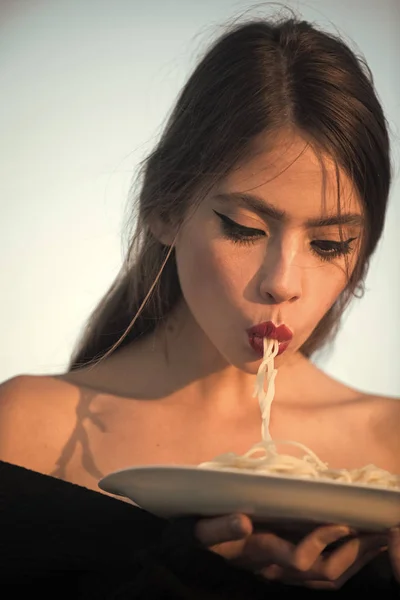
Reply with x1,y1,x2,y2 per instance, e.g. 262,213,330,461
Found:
235,525,354,574
195,517,392,592
297,546,385,590
240,531,295,571
292,525,353,571
194,514,253,547
318,533,387,582
301,538,387,589
262,549,385,591
261,531,388,590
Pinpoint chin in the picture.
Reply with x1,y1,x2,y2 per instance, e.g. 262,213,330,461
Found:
219,339,298,374
238,361,261,375
228,351,265,375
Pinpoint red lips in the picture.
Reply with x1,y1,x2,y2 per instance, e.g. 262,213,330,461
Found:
246,321,293,357
246,321,293,342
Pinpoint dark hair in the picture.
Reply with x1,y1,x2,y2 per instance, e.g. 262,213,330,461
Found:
69,15,391,371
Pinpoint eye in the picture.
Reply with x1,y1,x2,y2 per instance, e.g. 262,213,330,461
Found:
213,210,266,245
311,238,357,262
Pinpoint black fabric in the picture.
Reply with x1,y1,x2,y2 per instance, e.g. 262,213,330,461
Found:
0,460,398,598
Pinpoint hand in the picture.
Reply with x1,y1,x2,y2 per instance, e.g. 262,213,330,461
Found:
389,527,400,583
195,514,387,590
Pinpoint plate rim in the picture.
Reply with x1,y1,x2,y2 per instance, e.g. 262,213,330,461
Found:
98,464,400,497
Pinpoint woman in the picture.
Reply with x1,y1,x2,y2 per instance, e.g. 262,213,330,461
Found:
0,15,399,591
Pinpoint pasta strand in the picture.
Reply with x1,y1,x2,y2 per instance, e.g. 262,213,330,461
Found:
199,338,400,490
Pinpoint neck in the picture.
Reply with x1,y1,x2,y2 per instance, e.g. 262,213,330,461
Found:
96,300,323,411
153,301,252,412
148,300,316,413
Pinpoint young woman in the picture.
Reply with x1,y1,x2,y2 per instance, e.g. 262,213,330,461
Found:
1,15,399,590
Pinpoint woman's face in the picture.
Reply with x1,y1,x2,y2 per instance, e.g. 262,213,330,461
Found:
174,132,363,372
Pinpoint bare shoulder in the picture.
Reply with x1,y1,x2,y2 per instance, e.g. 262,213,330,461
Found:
360,392,400,470
0,374,80,474
361,391,400,418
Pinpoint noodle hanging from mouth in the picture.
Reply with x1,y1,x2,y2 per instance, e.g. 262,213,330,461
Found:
198,339,400,490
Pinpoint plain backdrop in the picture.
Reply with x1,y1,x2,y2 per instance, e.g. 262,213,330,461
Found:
1,0,399,396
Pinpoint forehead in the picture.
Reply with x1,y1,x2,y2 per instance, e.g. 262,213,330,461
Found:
220,131,362,220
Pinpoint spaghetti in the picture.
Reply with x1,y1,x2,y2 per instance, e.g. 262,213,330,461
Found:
198,338,400,490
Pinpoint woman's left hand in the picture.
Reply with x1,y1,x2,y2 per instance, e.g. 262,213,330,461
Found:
389,527,400,583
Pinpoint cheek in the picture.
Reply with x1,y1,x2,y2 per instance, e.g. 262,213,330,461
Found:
310,263,349,314
175,231,247,309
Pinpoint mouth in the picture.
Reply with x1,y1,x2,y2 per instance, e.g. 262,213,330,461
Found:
246,321,293,358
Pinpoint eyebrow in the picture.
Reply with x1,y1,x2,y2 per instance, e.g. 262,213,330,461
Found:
214,192,364,228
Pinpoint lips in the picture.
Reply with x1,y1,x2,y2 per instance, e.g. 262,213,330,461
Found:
246,321,293,357
247,322,293,342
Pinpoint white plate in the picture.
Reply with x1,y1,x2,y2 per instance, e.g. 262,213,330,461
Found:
98,466,400,532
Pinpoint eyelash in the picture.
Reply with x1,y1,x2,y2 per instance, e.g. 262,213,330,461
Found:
214,211,265,246
213,211,357,262
309,239,356,262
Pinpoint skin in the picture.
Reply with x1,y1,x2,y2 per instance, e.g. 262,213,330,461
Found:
0,131,399,589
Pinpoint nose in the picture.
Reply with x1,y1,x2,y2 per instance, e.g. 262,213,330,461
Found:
259,241,302,305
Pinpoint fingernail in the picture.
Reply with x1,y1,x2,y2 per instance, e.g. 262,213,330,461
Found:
347,528,358,537
263,564,283,580
230,515,245,536
337,526,353,537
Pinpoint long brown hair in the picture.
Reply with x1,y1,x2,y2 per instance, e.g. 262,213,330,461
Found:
69,15,391,371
